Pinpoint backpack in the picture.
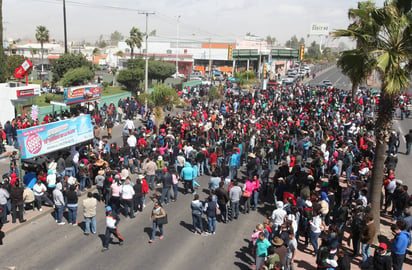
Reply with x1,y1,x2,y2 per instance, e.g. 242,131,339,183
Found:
353,211,365,230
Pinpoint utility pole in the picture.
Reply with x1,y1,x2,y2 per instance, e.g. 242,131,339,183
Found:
208,37,212,81
139,11,155,93
63,0,68,53
176,15,181,77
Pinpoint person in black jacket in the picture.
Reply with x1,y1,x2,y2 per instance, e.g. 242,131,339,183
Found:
373,243,392,270
159,168,173,205
215,182,229,223
66,185,79,225
10,180,25,223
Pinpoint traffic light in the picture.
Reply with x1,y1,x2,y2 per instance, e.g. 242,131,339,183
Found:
299,44,305,61
228,45,233,60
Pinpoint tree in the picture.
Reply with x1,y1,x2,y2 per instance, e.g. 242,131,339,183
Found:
266,35,276,46
126,27,143,60
61,66,94,87
117,68,144,92
334,1,378,102
6,55,26,79
30,48,38,60
35,25,49,72
96,34,107,48
151,84,180,131
285,35,299,49
110,30,124,46
334,1,412,234
0,0,6,82
51,53,91,82
92,48,100,56
148,60,176,83
306,41,322,60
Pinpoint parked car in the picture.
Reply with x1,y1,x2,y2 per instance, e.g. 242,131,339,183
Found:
317,80,333,88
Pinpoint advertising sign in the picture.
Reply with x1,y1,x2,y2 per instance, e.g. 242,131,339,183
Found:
16,87,40,97
63,85,101,105
310,23,330,35
17,115,94,159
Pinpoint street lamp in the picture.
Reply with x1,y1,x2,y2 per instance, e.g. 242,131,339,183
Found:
176,15,181,77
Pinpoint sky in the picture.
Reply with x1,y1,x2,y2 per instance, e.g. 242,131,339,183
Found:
3,0,386,45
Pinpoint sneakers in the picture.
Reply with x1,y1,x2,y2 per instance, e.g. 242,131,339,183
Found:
39,208,43,212
101,247,109,252
159,236,164,240
73,222,78,226
200,232,206,236
148,239,153,243
57,222,65,225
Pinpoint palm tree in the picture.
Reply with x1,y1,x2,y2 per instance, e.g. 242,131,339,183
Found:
334,1,412,234
334,1,378,102
35,25,50,72
126,27,143,60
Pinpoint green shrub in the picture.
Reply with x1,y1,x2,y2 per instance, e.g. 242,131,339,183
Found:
61,66,94,87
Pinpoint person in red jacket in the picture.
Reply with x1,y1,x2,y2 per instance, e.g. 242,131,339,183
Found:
209,149,217,174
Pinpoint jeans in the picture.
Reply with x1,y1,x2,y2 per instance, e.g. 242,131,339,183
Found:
110,196,121,215
231,201,240,219
197,162,204,176
392,253,405,270
67,205,77,224
65,167,75,177
184,180,194,194
84,216,96,234
207,216,216,233
96,186,104,201
310,231,321,253
146,175,155,189
243,196,251,213
122,199,134,218
55,205,64,223
1,204,7,223
361,243,370,267
151,221,163,240
252,191,259,210
172,183,178,201
406,142,411,155
35,194,53,210
229,166,237,179
160,187,171,204
192,213,204,233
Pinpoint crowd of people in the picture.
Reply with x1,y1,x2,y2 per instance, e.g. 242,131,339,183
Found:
0,74,411,269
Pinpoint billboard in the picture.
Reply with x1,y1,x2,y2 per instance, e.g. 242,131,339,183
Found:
17,115,94,159
310,23,330,35
63,85,101,105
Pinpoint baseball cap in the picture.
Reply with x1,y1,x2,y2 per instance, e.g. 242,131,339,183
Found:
379,243,387,250
105,206,112,212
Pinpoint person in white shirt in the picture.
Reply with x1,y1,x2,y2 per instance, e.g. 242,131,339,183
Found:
32,180,53,211
121,179,135,218
272,201,287,236
127,134,137,148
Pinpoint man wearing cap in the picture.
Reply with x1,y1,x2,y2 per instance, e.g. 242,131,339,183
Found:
372,242,392,270
159,168,172,205
102,206,123,251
